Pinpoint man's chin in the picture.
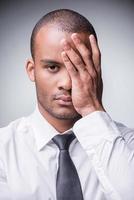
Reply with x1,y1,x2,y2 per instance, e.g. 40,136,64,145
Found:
47,107,81,120
51,111,81,120
39,102,81,120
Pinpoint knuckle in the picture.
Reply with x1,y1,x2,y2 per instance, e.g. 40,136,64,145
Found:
83,50,92,58
92,71,97,79
81,73,88,82
73,56,83,66
64,57,70,62
86,75,92,83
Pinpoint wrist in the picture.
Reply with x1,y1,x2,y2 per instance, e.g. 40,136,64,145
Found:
80,103,105,117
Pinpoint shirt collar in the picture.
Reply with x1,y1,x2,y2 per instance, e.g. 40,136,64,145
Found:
29,106,59,151
28,106,72,151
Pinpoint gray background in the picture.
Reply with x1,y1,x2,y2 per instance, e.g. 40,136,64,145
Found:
0,0,134,127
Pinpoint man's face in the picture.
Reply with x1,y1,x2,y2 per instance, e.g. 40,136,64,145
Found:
28,25,89,120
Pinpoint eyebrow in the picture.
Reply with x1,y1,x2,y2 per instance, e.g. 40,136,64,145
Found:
40,59,62,66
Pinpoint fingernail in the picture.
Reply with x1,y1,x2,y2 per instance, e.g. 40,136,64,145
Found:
89,34,95,41
61,52,69,62
72,33,81,43
61,39,70,50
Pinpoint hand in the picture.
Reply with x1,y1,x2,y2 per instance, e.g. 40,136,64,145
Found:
61,33,105,117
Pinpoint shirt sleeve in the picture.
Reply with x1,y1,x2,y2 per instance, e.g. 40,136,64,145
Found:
73,111,134,200
0,143,12,200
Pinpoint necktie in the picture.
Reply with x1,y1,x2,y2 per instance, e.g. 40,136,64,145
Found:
52,133,83,200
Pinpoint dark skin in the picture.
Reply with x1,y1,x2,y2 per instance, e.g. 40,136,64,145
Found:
26,24,104,133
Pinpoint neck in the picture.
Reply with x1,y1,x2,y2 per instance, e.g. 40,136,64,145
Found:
38,104,80,133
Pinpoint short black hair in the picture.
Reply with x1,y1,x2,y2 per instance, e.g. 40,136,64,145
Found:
30,9,97,59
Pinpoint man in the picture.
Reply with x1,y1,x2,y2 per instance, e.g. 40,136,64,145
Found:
0,9,134,200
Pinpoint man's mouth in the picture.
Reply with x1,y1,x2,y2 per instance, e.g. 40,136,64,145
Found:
54,95,73,106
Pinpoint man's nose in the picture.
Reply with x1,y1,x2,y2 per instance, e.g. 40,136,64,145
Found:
57,70,72,91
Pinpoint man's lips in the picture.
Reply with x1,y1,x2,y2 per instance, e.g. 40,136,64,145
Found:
54,95,72,106
55,95,72,101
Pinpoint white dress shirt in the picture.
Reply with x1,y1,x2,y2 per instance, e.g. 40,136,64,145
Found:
0,107,134,200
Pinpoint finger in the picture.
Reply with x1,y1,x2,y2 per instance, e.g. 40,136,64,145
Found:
61,51,78,78
71,33,97,77
89,34,101,73
61,39,87,74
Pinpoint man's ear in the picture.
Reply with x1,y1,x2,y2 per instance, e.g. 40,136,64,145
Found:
26,59,35,82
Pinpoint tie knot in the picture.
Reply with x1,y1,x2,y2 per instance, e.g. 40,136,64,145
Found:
52,132,75,150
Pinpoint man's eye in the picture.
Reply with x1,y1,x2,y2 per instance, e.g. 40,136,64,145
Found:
47,65,59,72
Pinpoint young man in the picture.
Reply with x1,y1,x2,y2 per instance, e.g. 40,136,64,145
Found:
0,9,134,200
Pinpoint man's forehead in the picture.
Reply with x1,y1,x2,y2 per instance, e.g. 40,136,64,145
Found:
35,24,89,47
33,24,91,62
